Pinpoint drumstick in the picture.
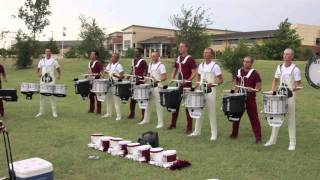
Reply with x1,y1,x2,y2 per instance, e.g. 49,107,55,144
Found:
196,82,218,86
235,85,258,92
171,79,192,83
296,86,303,89
262,91,274,95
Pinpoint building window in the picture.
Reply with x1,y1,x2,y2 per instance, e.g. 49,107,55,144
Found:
316,38,320,46
123,40,131,50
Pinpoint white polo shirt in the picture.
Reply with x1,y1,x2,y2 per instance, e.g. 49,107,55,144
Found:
37,57,60,84
105,62,124,81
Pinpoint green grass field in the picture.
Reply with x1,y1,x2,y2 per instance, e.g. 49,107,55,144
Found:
0,58,319,180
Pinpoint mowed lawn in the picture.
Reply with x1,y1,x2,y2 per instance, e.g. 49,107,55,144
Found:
0,57,319,180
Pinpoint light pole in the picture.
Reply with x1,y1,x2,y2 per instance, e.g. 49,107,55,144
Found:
61,27,66,58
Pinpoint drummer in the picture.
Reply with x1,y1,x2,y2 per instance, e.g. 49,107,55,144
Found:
189,48,223,141
230,56,262,144
264,48,302,151
35,48,61,118
127,48,148,121
102,53,124,120
168,42,197,134
88,50,104,114
139,51,167,128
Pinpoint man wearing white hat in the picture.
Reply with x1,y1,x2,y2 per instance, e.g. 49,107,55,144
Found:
264,48,302,151
189,48,223,141
139,51,167,128
35,48,61,118
102,53,124,121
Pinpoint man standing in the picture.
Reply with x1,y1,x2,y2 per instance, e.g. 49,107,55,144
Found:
230,56,262,144
264,48,302,151
168,42,197,134
0,63,7,117
127,48,148,121
189,48,223,141
102,53,124,120
88,50,103,114
139,51,167,128
35,48,61,118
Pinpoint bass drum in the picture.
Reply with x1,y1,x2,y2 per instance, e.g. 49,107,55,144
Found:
222,92,246,122
305,55,320,89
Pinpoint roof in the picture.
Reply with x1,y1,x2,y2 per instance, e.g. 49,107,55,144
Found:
121,24,237,33
139,36,177,44
212,30,276,41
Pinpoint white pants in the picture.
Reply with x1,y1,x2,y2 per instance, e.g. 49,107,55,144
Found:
39,95,57,114
143,87,164,126
192,89,217,139
267,95,296,145
106,87,122,119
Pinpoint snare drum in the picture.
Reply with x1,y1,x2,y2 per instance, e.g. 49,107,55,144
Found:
162,150,177,163
132,84,151,109
150,147,164,162
222,92,246,122
20,83,29,94
29,83,40,93
263,94,288,127
53,84,66,97
118,140,132,156
184,90,206,119
114,81,132,102
40,84,55,96
127,143,141,156
91,79,110,94
135,145,151,162
159,87,182,112
100,136,113,152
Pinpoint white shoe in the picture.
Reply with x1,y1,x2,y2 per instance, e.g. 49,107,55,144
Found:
288,144,296,151
52,113,58,118
101,114,111,118
138,121,148,125
35,113,43,118
210,136,216,141
156,124,163,129
116,117,122,121
264,140,275,147
188,132,200,137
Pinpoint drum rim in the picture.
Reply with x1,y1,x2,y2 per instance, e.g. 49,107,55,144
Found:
305,55,320,89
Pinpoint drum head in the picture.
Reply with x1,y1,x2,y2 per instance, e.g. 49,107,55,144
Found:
305,55,320,89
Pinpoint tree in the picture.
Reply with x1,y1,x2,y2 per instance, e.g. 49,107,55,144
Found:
170,6,213,58
43,38,59,54
15,30,33,69
18,0,51,41
220,40,251,78
79,15,110,63
261,18,302,60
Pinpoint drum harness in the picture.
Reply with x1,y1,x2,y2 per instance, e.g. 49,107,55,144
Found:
131,58,145,85
176,55,190,87
148,61,163,88
199,61,218,94
277,64,295,98
236,68,256,97
106,62,120,87
40,58,55,84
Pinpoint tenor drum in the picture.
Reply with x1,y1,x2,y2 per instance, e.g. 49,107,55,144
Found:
114,81,132,102
132,84,151,109
159,87,182,112
53,84,67,97
20,83,29,94
222,92,246,122
263,94,288,127
184,90,206,119
40,84,55,96
74,79,91,97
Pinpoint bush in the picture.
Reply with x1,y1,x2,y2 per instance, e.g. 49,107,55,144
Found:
43,38,60,54
296,47,314,61
15,37,33,68
220,40,251,78
64,47,80,58
125,48,134,58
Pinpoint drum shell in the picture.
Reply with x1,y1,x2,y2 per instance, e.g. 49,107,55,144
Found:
29,83,40,93
53,84,67,97
263,95,288,115
74,79,91,95
159,87,181,110
115,81,132,101
20,83,30,93
184,91,205,108
91,79,110,94
222,93,246,114
40,84,55,96
132,84,151,100
0,89,18,101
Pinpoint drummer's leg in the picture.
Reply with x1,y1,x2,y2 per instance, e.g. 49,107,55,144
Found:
39,94,45,114
287,96,296,149
128,99,136,119
50,95,57,117
141,91,153,124
230,121,240,138
96,97,101,114
0,99,4,117
114,94,122,120
88,93,95,113
185,109,192,134
154,88,164,128
169,107,180,129
208,92,217,140
105,92,113,117
246,98,262,143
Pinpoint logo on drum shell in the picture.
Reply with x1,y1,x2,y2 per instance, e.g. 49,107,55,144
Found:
41,73,53,83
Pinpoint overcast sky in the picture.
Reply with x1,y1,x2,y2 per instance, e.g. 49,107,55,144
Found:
0,0,319,40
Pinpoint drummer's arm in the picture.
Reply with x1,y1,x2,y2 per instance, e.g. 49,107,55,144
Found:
216,74,224,85
160,73,167,82
37,68,42,78
293,80,302,91
195,74,201,88
56,68,61,80
271,78,279,92
233,78,239,92
186,68,197,81
171,68,177,81
255,82,261,92
113,71,124,80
